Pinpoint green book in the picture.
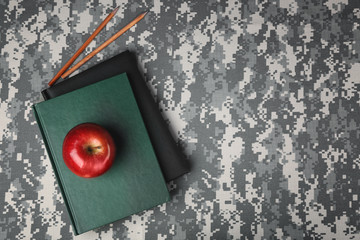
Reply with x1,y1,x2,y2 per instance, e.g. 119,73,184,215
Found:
33,73,170,235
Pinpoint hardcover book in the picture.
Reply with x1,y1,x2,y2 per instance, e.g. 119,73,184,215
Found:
42,51,190,182
33,73,170,235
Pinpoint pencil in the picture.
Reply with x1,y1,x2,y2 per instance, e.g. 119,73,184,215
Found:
48,6,120,86
61,11,148,79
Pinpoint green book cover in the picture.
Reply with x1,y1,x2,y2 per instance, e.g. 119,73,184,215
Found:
33,73,170,235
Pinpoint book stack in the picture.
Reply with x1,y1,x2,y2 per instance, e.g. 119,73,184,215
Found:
33,51,189,234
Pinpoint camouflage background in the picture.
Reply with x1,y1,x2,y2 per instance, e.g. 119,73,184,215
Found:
1,0,360,239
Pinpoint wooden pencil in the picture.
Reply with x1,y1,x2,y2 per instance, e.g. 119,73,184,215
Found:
48,6,120,86
60,11,148,79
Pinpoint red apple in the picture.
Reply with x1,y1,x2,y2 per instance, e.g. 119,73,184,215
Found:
62,123,116,178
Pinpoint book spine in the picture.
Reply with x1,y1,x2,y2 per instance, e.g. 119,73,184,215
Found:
41,89,50,100
32,105,79,235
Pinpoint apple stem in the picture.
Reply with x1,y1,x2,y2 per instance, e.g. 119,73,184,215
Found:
86,146,102,154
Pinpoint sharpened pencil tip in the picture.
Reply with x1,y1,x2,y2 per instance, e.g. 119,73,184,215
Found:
112,6,120,14
143,10,149,16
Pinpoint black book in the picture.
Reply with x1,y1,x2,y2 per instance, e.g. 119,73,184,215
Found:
42,51,190,182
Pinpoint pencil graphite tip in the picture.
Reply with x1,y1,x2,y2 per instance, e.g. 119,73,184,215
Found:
142,10,149,17
112,6,120,14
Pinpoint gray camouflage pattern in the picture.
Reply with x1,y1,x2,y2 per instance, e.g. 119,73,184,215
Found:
1,0,360,239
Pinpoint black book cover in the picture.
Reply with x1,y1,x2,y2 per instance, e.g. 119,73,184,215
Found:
42,51,190,182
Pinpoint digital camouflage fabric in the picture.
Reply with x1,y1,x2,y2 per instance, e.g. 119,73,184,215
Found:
0,0,360,239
